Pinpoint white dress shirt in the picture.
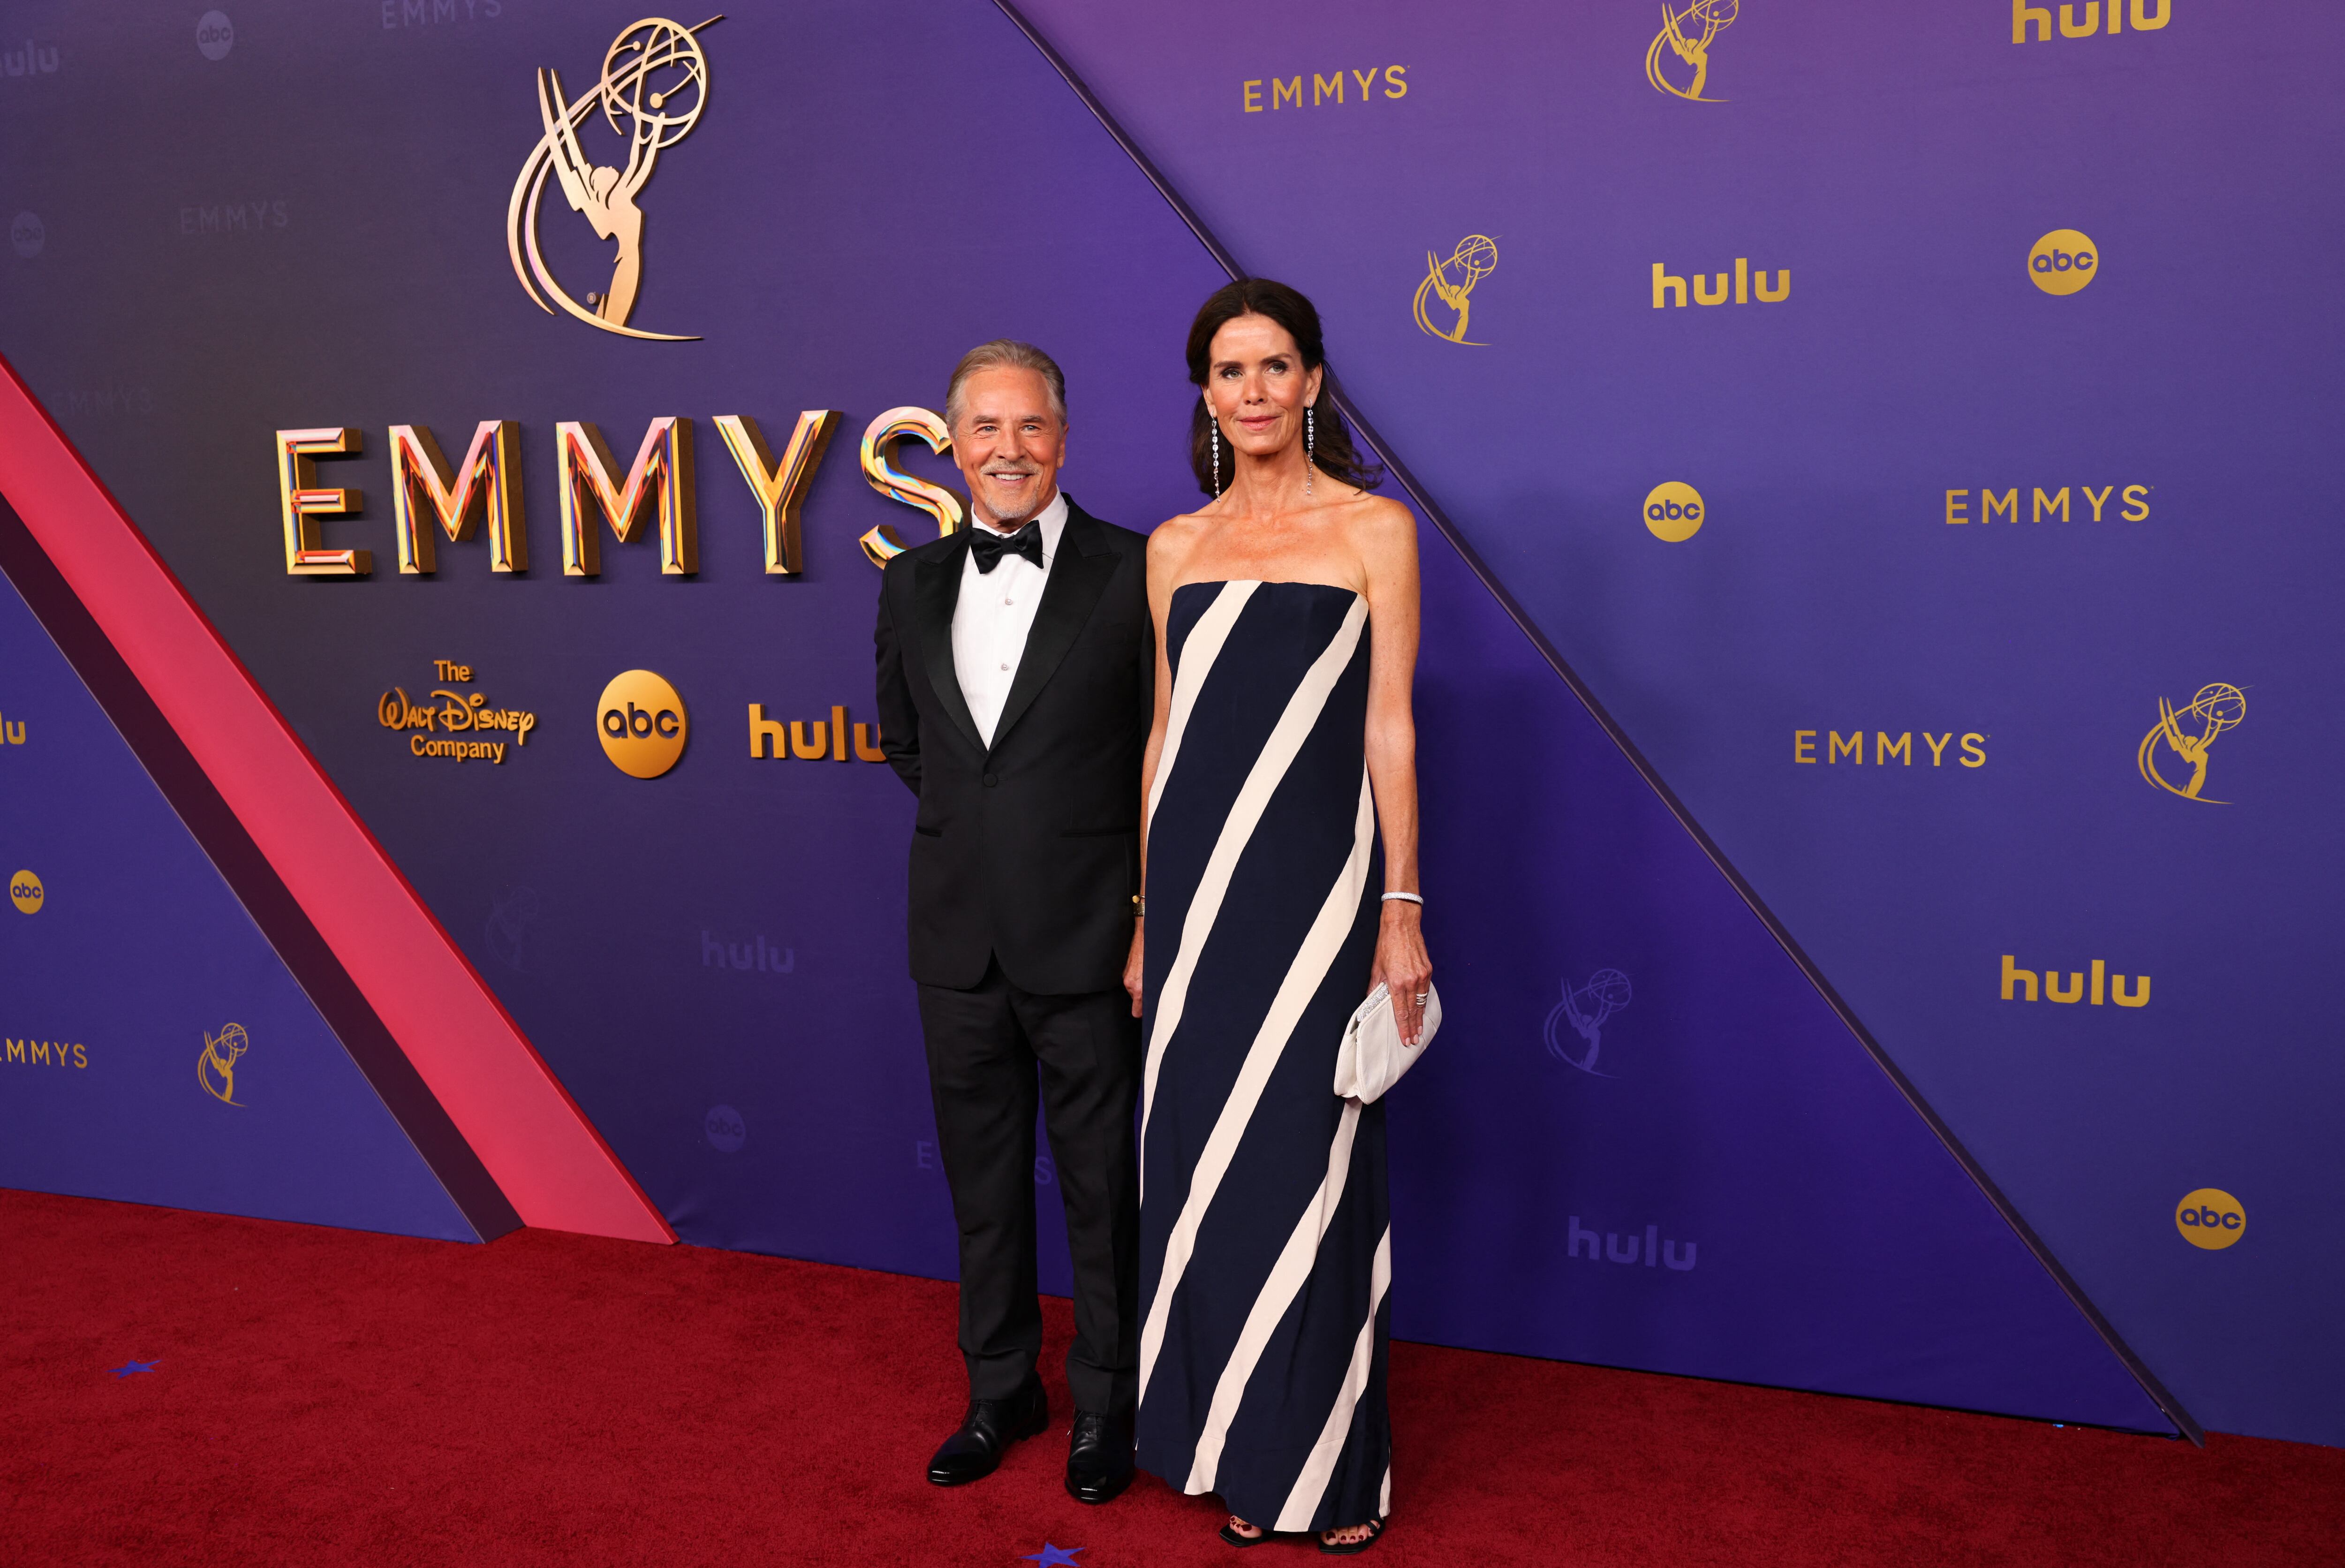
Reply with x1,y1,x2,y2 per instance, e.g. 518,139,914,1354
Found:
952,491,1067,747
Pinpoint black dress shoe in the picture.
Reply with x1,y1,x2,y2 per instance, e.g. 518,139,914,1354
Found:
1064,1409,1134,1504
927,1379,1049,1486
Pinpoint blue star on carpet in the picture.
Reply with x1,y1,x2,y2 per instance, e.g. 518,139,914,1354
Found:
1020,1547,1084,1567
110,1359,159,1379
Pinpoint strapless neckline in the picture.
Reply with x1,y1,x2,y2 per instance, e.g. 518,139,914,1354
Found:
1172,579,1362,601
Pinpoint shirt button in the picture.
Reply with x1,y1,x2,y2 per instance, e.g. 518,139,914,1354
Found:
999,662,1009,671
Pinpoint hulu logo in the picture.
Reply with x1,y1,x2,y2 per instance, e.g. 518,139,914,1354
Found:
703,932,794,975
1651,259,1789,309
2000,955,2149,1007
2013,0,2170,43
1566,1217,1696,1271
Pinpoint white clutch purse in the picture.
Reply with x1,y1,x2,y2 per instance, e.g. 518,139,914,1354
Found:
1332,982,1442,1103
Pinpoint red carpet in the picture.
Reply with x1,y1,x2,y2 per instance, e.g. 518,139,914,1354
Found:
0,1189,2335,1566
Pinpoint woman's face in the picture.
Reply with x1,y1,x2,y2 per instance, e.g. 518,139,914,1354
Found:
1203,313,1324,461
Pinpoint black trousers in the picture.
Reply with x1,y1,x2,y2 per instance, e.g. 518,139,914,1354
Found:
918,955,1140,1416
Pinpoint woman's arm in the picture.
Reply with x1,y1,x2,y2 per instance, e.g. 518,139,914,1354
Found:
1126,522,1190,1017
1357,498,1432,1046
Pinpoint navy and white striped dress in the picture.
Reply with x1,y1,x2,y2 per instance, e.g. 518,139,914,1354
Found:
1136,580,1391,1533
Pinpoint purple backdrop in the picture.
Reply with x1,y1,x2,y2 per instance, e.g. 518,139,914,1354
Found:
1,0,2330,1444
1018,0,2343,1445
0,561,475,1240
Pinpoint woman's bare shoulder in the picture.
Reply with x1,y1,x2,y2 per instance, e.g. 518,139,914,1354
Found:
1340,490,1418,553
1147,509,1213,590
1150,507,1213,557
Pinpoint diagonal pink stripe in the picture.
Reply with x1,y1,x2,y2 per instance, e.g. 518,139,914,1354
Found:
0,353,672,1244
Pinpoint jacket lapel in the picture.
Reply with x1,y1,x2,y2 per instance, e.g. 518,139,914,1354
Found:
912,536,985,754
989,501,1120,755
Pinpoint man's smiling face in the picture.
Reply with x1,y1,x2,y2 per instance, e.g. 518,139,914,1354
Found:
951,366,1066,529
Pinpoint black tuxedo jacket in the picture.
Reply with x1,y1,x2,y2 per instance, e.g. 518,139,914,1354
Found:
874,499,1153,993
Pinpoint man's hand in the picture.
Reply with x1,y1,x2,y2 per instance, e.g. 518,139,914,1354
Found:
1124,922,1145,1018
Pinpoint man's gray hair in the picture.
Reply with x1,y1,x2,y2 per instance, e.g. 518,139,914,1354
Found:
945,340,1067,431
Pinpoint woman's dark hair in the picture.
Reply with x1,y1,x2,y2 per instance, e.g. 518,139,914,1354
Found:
1186,278,1382,499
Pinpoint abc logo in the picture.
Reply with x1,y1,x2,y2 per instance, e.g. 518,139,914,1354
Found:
597,669,688,779
195,10,234,61
10,212,44,260
9,869,43,915
2028,228,2098,296
1642,481,1706,543
2174,1187,2245,1250
705,1105,746,1153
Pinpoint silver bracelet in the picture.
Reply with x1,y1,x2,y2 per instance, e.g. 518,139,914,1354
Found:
1381,892,1423,907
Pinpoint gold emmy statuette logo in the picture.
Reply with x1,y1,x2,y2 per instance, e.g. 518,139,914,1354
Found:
598,669,689,778
198,1022,248,1106
2029,228,2098,295
1642,481,1705,542
1413,235,1498,345
2138,682,2244,803
1647,0,1740,103
2175,1187,2244,1250
8,869,41,914
508,16,719,341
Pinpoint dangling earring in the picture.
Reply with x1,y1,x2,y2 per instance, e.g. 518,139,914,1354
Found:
1210,412,1222,499
1305,404,1316,498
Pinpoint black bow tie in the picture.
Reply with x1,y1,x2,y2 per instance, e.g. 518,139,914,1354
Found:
968,520,1044,574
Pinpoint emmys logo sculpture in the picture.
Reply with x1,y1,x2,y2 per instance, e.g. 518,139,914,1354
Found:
1647,0,1739,103
198,1023,249,1106
1545,969,1633,1076
2138,683,2245,803
1413,235,1498,345
507,16,719,342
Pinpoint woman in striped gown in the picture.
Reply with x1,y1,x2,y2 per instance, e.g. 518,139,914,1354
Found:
1126,279,1432,1554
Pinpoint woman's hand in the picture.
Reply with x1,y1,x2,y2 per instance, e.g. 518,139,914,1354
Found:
1371,901,1432,1046
1124,921,1145,1018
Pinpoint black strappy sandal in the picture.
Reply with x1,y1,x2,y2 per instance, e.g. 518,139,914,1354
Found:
1318,1518,1385,1555
1219,1518,1271,1548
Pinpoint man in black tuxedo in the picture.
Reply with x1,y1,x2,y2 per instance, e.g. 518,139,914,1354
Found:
874,341,1150,1504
